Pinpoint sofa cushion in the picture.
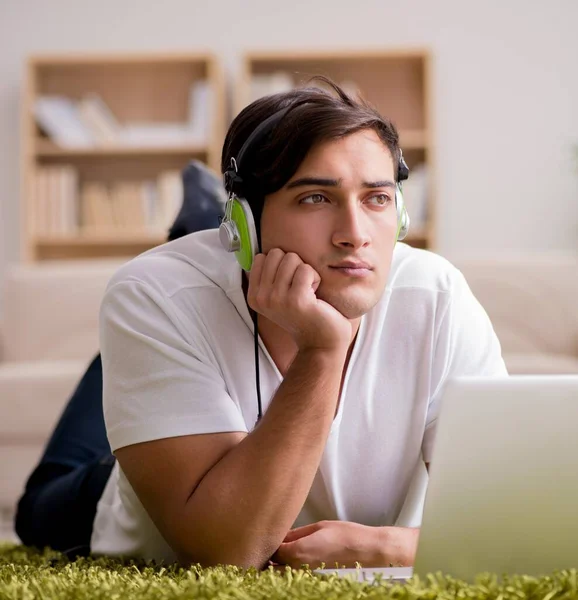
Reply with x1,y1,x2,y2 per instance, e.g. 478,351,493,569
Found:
1,260,124,362
451,254,578,358
0,359,88,439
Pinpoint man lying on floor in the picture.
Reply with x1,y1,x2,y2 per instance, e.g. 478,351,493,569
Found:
16,78,507,569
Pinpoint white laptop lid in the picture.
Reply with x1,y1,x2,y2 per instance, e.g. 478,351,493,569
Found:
414,375,578,582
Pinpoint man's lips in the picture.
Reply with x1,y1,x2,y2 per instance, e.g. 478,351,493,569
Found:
329,261,373,270
328,261,373,277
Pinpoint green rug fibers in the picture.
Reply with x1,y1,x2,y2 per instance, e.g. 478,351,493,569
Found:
2,544,578,599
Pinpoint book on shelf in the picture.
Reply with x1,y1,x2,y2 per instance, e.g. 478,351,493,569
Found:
34,97,93,148
109,182,149,231
32,166,79,235
81,182,114,231
77,94,121,144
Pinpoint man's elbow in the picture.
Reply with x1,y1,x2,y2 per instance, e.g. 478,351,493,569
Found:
175,537,276,570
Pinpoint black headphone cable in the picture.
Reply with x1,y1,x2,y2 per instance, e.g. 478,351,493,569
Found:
253,223,264,424
252,308,263,425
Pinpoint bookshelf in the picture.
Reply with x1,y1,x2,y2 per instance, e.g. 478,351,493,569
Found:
22,53,225,261
236,50,435,250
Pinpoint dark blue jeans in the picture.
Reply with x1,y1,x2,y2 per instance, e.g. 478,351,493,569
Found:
15,354,115,557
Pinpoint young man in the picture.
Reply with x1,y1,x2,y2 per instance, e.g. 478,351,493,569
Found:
29,81,507,568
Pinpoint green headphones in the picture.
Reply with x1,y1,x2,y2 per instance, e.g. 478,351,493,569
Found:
219,108,411,272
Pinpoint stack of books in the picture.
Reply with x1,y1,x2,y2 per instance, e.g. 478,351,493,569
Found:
32,167,183,236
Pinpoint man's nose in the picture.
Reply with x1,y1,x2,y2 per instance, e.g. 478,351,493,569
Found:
331,204,371,249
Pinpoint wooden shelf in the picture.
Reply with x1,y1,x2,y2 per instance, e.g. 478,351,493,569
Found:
35,139,209,158
22,52,226,262
30,52,218,66
35,232,166,246
34,232,166,261
22,49,435,262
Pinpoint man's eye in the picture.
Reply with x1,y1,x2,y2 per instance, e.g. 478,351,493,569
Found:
300,194,327,204
368,194,392,206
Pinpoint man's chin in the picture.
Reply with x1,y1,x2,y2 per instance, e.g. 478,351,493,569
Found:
320,290,378,320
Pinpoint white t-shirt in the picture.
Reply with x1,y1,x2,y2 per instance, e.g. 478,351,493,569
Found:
91,229,507,562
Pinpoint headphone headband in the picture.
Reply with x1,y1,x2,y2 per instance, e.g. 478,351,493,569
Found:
224,107,291,195
224,107,410,195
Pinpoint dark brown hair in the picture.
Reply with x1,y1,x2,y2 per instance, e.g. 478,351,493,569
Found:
221,76,401,228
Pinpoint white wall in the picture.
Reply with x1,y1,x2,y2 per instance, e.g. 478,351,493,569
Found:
1,0,577,314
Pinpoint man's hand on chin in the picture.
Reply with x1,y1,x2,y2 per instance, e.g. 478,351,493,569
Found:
271,521,420,570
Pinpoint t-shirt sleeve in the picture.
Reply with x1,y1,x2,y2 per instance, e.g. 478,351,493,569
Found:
422,270,508,463
100,277,248,452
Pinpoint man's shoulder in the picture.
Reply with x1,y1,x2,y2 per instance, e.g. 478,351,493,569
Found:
387,243,463,296
105,229,239,299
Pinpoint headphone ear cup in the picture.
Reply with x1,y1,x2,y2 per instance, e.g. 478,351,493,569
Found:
219,196,258,271
395,185,410,242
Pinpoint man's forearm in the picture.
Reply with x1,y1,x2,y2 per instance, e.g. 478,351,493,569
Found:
182,347,347,568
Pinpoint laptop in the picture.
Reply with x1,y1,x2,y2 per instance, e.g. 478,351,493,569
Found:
318,375,578,583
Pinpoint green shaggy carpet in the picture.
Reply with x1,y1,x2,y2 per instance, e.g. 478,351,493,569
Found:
1,544,578,599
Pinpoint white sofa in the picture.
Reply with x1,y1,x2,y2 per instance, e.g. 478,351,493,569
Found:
0,251,577,541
